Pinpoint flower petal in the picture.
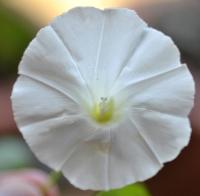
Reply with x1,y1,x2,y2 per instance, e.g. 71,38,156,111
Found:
51,7,147,96
12,75,96,178
11,75,80,129
51,7,104,89
112,28,181,94
61,130,112,190
60,119,163,190
116,64,194,117
20,117,95,173
130,109,191,163
107,119,162,190
19,25,91,104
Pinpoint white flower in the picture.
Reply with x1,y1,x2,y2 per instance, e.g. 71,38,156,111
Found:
11,7,194,191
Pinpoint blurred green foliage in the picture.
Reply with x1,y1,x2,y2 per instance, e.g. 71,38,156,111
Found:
0,3,37,78
0,136,33,170
97,184,151,196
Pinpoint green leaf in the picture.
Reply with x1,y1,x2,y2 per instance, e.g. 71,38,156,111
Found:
97,183,151,196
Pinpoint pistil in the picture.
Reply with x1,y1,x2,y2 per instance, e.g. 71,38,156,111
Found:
91,97,115,124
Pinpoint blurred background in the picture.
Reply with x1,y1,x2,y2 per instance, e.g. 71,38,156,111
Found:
0,0,200,195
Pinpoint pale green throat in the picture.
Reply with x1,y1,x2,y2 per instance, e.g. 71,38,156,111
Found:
91,97,115,124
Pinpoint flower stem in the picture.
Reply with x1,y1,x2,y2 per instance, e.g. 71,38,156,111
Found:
47,170,62,187
40,170,62,196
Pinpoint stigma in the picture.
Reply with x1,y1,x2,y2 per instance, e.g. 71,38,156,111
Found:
90,97,115,124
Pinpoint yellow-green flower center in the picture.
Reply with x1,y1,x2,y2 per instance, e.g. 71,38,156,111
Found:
90,97,115,124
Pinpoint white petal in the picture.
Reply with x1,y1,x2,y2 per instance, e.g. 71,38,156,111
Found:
20,118,95,173
107,119,162,190
62,130,112,190
130,109,191,163
11,75,80,129
11,75,94,173
51,7,147,97
51,7,104,88
19,25,91,104
112,28,181,94
116,64,194,117
61,118,162,190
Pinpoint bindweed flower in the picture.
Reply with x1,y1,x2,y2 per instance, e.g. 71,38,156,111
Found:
11,7,194,191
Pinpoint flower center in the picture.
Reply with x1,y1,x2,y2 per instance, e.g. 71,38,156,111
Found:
90,97,115,124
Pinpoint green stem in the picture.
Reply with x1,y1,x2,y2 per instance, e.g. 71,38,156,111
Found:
40,170,62,196
47,170,62,187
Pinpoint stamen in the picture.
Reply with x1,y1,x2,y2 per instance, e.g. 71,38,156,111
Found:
91,97,115,124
